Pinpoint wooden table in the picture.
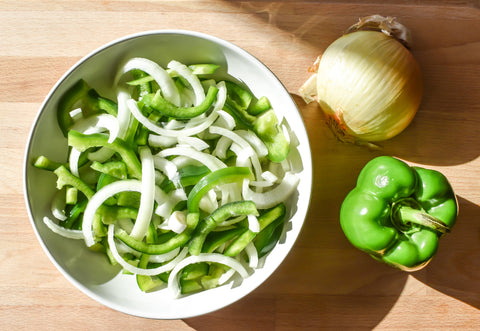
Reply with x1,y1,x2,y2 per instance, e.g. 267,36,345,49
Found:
1,0,479,329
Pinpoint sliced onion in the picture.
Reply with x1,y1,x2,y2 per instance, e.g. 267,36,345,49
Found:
43,217,83,240
165,119,185,130
83,180,142,247
70,114,119,143
219,182,242,206
249,171,279,188
107,225,189,275
199,189,218,214
129,147,155,240
167,60,205,105
148,134,178,148
69,115,119,176
68,148,82,177
116,89,132,140
212,81,227,112
170,155,203,168
118,57,180,106
212,136,232,159
155,188,187,219
209,126,262,180
178,85,196,107
218,267,237,285
69,108,83,121
127,98,219,138
235,130,268,158
177,136,210,151
152,155,178,181
245,242,259,268
167,253,249,298
242,172,300,209
87,147,116,163
83,179,167,247
261,171,279,183
216,110,236,130
217,215,246,227
230,143,251,166
149,247,181,263
51,189,67,221
247,214,260,233
158,146,226,171
165,210,187,234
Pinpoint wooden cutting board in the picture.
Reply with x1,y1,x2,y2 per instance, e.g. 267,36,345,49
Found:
1,0,479,329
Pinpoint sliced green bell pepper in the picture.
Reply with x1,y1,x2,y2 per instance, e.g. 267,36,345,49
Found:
187,166,253,213
67,130,142,179
224,202,286,257
142,86,219,119
189,200,258,255
136,254,164,292
33,155,64,171
54,165,95,199
223,81,289,162
91,161,128,179
202,227,246,254
57,79,117,136
340,156,458,271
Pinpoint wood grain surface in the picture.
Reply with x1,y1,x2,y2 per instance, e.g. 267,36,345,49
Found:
1,0,480,330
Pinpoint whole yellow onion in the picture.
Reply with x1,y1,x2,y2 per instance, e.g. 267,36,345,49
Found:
300,15,423,143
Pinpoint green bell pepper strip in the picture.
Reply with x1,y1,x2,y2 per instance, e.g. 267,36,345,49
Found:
142,86,219,119
65,187,78,205
96,205,138,225
136,254,165,292
114,212,199,255
340,156,458,271
247,96,271,115
33,155,64,171
223,82,289,162
187,64,219,76
225,81,253,114
91,161,128,179
187,166,254,213
131,69,153,97
116,191,141,209
202,227,247,253
189,200,258,255
253,109,290,163
67,130,142,179
87,89,118,116
57,79,91,137
181,262,209,281
64,199,88,229
57,79,117,136
54,165,95,199
179,262,210,294
253,210,286,258
224,202,286,257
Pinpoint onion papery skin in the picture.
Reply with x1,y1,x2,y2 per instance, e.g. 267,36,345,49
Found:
316,30,423,142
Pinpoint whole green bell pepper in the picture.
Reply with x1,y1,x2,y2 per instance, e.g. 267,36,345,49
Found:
340,156,458,271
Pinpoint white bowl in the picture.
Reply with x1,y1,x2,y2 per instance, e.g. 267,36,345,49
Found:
23,30,312,319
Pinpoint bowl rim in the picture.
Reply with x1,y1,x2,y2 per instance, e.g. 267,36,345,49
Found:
23,29,313,319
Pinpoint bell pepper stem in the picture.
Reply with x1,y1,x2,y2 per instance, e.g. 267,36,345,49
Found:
392,203,450,234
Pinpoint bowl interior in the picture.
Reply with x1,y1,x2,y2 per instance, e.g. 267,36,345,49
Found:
24,30,312,319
